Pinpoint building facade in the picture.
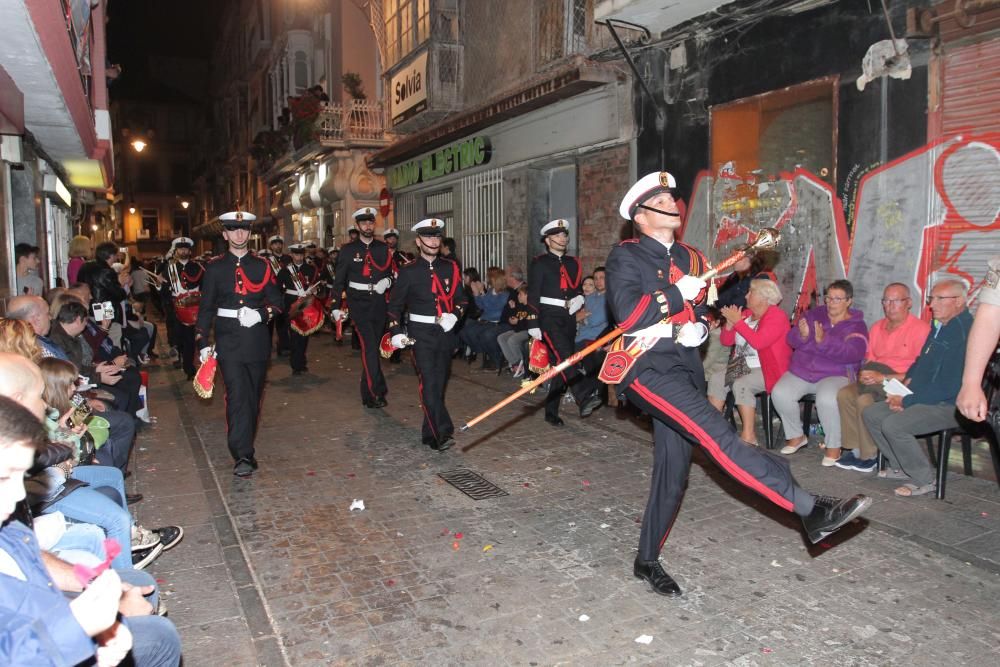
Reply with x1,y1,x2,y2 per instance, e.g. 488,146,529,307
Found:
370,0,640,275
193,0,390,251
0,0,114,300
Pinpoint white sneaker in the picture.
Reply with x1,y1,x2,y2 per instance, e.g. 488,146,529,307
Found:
132,524,160,551
780,438,810,455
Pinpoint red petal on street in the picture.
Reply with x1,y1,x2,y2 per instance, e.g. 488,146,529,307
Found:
523,483,531,487
156,579,166,584
582,480,590,486
440,528,450,536
385,579,395,586
762,648,773,654
306,471,316,476
454,532,464,539
452,541,460,550
346,473,356,478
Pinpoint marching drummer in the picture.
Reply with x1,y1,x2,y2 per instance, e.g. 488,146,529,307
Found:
278,243,320,375
195,210,283,477
331,208,394,408
161,236,204,380
263,234,291,356
386,218,467,450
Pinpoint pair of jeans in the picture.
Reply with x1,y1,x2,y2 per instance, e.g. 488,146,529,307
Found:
47,469,132,569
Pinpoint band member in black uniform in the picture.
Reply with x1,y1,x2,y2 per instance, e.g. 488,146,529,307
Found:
331,208,394,407
196,211,283,477
386,218,467,450
160,237,204,380
278,243,319,374
607,172,871,597
384,228,409,364
263,235,292,356
527,219,602,426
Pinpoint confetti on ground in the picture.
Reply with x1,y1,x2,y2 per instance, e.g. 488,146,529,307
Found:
982,512,989,517
603,507,611,513
440,528,450,537
452,541,460,551
600,523,610,529
578,614,590,622
545,467,552,471
396,532,404,537
306,471,316,476
483,544,493,552
346,473,356,478
385,579,395,587
523,483,531,487
454,532,464,539
770,560,782,567
762,647,773,654
582,480,591,487
349,499,365,511
635,635,653,645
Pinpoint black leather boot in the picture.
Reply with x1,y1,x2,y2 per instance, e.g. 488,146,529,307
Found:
633,557,682,597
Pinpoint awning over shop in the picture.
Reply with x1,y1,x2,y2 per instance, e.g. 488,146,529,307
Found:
368,56,619,169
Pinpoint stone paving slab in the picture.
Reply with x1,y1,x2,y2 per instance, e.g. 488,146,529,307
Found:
143,334,1000,665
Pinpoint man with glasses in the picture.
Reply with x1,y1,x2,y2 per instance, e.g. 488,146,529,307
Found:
862,280,973,497
833,284,930,472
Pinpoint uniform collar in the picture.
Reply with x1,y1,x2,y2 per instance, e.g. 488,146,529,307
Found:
639,233,676,258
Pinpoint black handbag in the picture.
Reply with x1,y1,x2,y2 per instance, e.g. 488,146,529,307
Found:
724,319,758,386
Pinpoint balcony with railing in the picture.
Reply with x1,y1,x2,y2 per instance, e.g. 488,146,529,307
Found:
316,100,389,144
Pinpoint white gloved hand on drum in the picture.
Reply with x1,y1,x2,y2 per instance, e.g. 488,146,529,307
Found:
676,322,709,347
438,312,458,332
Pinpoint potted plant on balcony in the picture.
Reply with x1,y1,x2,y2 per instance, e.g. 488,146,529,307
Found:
342,72,369,134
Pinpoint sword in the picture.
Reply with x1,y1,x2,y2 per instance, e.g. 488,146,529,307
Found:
459,228,781,432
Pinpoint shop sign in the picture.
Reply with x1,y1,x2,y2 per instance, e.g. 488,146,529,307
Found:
390,50,428,125
388,136,492,190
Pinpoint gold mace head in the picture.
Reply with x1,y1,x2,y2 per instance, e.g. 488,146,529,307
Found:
749,227,780,251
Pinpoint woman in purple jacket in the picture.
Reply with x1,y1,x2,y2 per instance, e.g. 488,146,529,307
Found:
773,280,868,464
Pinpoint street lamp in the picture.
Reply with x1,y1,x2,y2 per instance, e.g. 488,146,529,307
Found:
91,223,99,231
180,200,190,209
131,139,147,153
128,201,137,215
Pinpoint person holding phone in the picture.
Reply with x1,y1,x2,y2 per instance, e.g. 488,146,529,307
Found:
195,211,283,478
77,242,128,325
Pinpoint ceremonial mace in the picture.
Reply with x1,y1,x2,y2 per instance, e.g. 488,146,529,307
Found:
459,228,781,432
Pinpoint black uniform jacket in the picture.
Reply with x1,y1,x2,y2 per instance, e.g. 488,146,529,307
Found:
278,262,319,308
159,259,204,299
195,251,283,362
331,238,394,297
386,256,467,338
605,235,710,382
527,251,583,317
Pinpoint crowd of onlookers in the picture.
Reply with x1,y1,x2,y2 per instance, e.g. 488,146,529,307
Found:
703,255,988,499
2,239,182,665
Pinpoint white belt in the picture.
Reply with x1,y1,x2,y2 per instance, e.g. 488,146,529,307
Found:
285,288,308,297
407,313,438,324
628,322,676,338
218,308,239,318
539,296,570,308
348,281,375,292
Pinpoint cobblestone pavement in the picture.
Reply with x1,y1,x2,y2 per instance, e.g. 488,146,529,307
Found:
135,333,1000,666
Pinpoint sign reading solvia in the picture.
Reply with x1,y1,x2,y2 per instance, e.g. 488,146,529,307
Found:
390,51,428,125
388,136,492,190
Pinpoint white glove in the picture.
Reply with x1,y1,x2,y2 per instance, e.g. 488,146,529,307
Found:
438,312,458,332
676,322,709,347
528,327,542,341
675,275,707,302
391,334,409,349
238,306,262,328
567,294,585,315
199,347,213,364
373,277,392,295
331,309,344,322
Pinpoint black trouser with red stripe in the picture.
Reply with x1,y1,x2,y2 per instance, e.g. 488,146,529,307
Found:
347,294,388,402
623,360,815,562
218,356,268,463
540,309,598,420
410,324,455,446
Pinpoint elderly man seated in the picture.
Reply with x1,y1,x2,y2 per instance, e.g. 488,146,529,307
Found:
862,280,973,497
833,283,930,472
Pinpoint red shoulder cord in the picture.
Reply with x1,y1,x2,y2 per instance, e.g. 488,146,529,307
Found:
235,260,274,295
181,263,204,288
361,246,393,277
559,258,582,291
429,262,459,317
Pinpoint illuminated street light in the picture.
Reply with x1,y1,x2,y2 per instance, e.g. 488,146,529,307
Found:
91,224,99,231
128,201,137,214
181,200,190,209
131,139,147,153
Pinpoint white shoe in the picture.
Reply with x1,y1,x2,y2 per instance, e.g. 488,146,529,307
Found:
780,438,810,455
821,456,839,467
132,524,160,551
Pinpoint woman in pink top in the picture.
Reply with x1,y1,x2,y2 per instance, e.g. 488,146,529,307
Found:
833,283,930,471
66,235,92,285
707,279,791,446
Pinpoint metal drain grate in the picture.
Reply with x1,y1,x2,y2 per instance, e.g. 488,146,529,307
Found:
438,469,509,500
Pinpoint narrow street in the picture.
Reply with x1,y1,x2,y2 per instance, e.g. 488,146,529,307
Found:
134,333,1000,666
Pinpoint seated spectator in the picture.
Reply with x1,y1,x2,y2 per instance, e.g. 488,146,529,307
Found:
575,276,609,345
77,241,128,324
497,285,536,378
713,250,780,311
460,271,509,371
0,317,43,363
707,279,791,445
6,295,68,359
863,280,973,496
834,283,930,472
0,394,182,667
14,242,45,297
773,280,868,462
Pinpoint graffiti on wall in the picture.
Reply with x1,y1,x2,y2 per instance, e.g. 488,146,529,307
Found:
683,131,1000,321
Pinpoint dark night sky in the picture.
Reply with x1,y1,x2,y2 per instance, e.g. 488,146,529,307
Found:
107,0,230,100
